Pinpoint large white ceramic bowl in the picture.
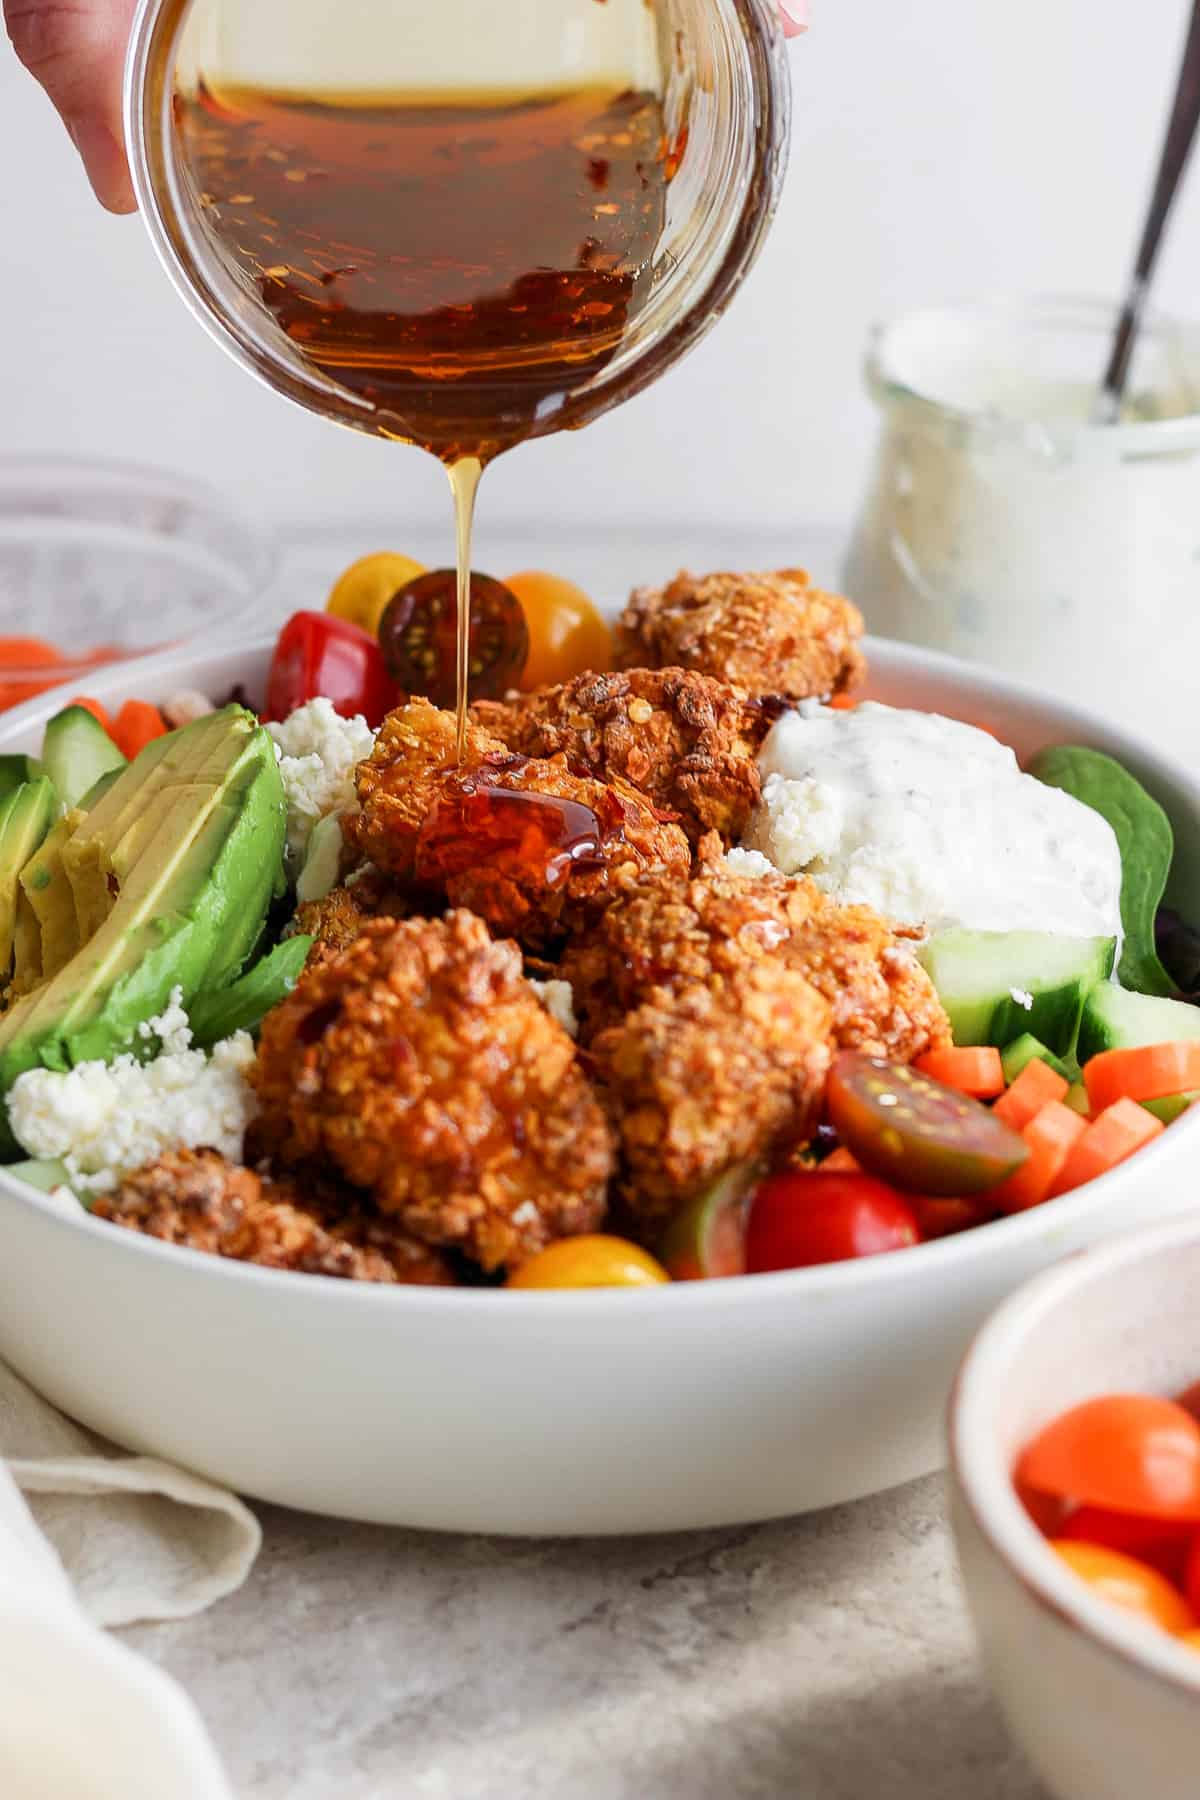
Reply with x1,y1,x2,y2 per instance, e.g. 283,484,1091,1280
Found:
0,636,1197,1534
949,1216,1200,1800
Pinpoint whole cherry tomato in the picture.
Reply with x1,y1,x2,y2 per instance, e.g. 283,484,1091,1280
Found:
1050,1540,1196,1635
1018,1394,1200,1523
826,1051,1028,1196
506,570,614,690
507,1236,669,1290
265,611,398,728
1059,1505,1196,1584
326,550,426,637
745,1170,920,1274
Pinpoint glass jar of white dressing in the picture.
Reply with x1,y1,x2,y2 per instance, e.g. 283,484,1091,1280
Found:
843,296,1200,756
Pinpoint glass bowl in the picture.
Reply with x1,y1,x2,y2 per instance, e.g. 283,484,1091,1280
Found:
0,456,272,709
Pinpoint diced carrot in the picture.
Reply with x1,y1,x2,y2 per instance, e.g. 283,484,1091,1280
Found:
70,696,112,734
821,1147,861,1172
915,1046,1005,1099
990,1101,1087,1214
0,638,64,667
110,699,168,760
827,693,859,711
994,1057,1070,1130
1048,1097,1166,1198
1084,1042,1200,1115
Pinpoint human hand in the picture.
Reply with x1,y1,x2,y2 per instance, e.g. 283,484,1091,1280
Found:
5,0,138,212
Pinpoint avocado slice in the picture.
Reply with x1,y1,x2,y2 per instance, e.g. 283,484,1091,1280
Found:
19,808,87,984
0,779,57,986
0,710,286,1140
11,887,42,997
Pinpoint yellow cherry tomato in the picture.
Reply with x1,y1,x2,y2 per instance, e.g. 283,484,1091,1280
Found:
507,1235,670,1290
506,570,613,690
1050,1540,1197,1635
326,551,426,638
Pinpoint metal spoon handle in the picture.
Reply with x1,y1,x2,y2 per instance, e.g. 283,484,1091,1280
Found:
1099,0,1200,415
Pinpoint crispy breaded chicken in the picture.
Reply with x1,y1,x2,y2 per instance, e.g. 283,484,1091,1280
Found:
472,667,781,846
294,867,409,963
252,912,613,1271
350,698,691,950
93,1149,454,1285
592,961,832,1227
614,569,866,701
562,854,951,1063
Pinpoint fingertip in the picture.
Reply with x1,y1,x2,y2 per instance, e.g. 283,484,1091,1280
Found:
68,119,138,214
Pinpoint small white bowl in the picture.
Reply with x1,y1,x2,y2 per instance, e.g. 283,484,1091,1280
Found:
949,1216,1200,1800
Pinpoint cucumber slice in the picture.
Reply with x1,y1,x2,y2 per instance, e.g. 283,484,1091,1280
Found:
0,756,38,803
42,706,126,811
7,1156,72,1193
1077,982,1200,1062
918,930,1117,1056
1000,1033,1076,1085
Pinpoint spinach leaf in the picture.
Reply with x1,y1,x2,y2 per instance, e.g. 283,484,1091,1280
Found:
188,933,313,1049
1027,744,1174,997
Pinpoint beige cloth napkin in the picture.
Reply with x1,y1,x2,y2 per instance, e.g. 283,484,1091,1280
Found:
0,1359,261,1798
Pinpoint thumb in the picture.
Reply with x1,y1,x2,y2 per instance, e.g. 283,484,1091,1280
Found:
5,0,139,212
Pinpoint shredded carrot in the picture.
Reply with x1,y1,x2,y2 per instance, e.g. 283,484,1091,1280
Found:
1049,1098,1166,1198
820,1147,862,1172
1084,1043,1200,1115
916,1046,1005,1099
110,699,168,760
994,1057,1070,1131
827,693,859,711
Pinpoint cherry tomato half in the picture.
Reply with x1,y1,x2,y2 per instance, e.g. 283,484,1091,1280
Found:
507,1236,669,1290
265,611,398,728
745,1170,920,1274
506,570,613,690
826,1051,1028,1196
1019,1395,1200,1523
1049,1540,1196,1634
378,569,529,711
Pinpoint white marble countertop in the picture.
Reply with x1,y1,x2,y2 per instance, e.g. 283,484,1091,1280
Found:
121,1475,1045,1799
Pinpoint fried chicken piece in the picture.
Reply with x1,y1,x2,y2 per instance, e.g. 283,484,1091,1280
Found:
562,856,951,1063
350,697,691,950
614,568,866,701
294,868,409,963
471,667,781,846
93,1148,454,1285
251,912,613,1270
592,962,832,1226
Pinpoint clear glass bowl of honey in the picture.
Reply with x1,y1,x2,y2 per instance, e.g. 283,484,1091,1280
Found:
125,0,791,464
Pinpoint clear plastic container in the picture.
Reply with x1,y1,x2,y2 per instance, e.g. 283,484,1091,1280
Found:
0,456,272,706
843,296,1200,756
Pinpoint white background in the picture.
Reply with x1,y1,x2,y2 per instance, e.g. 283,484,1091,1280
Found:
2,0,1198,567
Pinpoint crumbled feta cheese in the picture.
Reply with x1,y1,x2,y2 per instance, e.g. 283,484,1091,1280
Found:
742,702,1123,941
1010,987,1035,1011
529,978,579,1039
8,999,258,1193
267,697,375,864
723,847,777,880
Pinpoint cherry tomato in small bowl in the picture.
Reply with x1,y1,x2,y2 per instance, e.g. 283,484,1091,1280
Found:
745,1169,920,1275
1049,1540,1197,1635
265,611,398,728
1059,1504,1195,1584
1018,1394,1200,1523
506,570,613,690
378,570,529,711
507,1236,670,1290
826,1051,1028,1197
326,550,426,637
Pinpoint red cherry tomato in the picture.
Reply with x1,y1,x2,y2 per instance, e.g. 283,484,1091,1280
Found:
826,1051,1028,1196
745,1170,920,1274
1018,1394,1200,1523
1060,1505,1196,1584
265,611,398,728
378,569,529,710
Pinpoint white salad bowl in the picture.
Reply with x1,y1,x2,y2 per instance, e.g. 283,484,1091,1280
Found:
949,1216,1200,1800
0,635,1196,1534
